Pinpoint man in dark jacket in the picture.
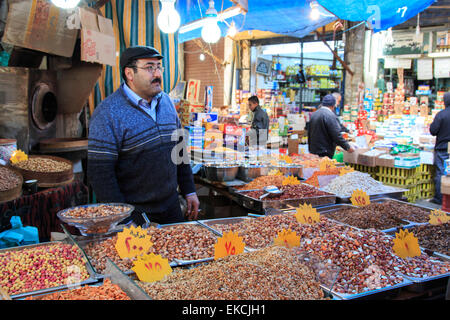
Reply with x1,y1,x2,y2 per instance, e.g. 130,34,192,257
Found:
429,92,450,205
88,46,199,225
248,95,269,146
308,94,354,159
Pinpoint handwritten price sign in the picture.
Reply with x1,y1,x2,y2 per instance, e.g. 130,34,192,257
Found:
295,203,320,225
214,231,245,260
132,253,172,283
429,209,450,225
115,226,153,259
350,189,371,207
273,229,301,248
392,229,421,259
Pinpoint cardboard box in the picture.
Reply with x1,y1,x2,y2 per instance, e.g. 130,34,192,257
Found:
358,153,377,167
204,130,223,149
343,148,370,164
288,138,300,155
191,113,218,124
376,156,395,167
2,0,78,57
224,124,244,136
79,8,115,66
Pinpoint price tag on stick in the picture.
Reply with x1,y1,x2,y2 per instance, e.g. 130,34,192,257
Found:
295,203,320,225
132,253,172,283
392,229,421,259
273,229,301,248
350,189,371,207
214,231,245,260
428,209,450,225
115,226,153,259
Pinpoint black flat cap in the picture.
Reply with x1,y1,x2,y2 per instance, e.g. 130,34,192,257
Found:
120,46,163,71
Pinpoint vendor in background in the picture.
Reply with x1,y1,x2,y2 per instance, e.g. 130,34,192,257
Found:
429,91,450,205
308,94,355,159
247,95,269,146
332,92,351,134
87,46,199,225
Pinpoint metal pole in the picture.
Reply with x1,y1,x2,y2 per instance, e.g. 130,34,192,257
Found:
300,40,304,113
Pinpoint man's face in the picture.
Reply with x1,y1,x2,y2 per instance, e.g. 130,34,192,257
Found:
248,101,257,111
335,95,341,106
125,57,163,99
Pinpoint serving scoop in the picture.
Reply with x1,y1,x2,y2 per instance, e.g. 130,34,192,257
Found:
259,185,283,200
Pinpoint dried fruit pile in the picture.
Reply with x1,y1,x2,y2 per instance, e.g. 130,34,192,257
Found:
406,223,449,256
84,224,217,274
137,246,325,300
242,184,329,200
236,175,285,190
60,205,129,219
0,166,21,191
13,157,71,173
0,243,90,296
27,279,130,300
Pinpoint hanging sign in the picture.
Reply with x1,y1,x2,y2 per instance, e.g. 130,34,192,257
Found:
392,229,421,259
350,189,371,207
428,209,450,225
295,203,320,225
214,231,245,260
132,253,172,283
115,226,153,259
273,229,301,248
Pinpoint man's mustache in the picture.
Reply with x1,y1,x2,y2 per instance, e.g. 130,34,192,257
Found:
152,78,161,84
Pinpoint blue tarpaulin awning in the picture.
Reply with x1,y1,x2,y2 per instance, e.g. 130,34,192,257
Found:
177,0,336,43
317,0,436,32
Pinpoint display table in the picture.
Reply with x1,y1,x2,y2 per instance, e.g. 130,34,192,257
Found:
0,181,88,241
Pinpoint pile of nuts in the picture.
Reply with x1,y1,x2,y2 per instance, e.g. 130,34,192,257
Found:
405,224,449,256
13,157,71,173
371,201,431,223
83,224,217,274
242,184,329,200
60,205,129,219
0,166,21,191
137,246,326,300
0,243,90,296
236,175,285,190
27,279,130,300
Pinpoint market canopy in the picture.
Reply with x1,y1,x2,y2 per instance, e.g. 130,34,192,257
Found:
316,0,436,32
177,0,337,43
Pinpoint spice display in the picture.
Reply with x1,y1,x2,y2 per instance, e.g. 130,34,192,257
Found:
84,224,217,274
60,205,129,219
291,154,327,168
405,224,449,255
13,157,71,173
0,243,90,296
242,184,329,200
0,166,21,191
305,167,341,188
137,246,325,300
322,171,399,197
236,175,285,190
27,279,130,300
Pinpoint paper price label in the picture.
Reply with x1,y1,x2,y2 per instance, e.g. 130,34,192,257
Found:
282,175,300,186
350,189,371,207
319,158,336,171
132,253,172,283
115,226,153,259
392,229,421,259
214,231,245,260
339,166,355,176
429,209,450,225
10,149,28,164
295,203,320,225
273,229,301,248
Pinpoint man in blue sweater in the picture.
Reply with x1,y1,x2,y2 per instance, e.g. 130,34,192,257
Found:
88,46,199,225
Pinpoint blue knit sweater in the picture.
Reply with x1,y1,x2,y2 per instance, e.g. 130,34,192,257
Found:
87,86,195,214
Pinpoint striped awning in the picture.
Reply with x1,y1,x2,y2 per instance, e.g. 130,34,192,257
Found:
89,0,180,110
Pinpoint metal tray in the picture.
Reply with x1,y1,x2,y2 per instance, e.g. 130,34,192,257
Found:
328,187,408,204
1,240,99,300
156,221,220,266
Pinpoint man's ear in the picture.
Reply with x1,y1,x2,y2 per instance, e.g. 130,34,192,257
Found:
125,67,134,84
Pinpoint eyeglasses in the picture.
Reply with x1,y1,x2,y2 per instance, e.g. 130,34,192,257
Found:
135,65,165,74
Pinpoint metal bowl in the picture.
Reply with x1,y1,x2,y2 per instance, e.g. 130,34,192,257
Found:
203,165,239,182
237,165,269,182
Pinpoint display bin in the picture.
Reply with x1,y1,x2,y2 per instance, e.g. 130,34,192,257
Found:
347,163,378,179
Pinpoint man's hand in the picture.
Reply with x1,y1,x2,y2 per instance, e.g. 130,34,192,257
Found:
347,147,355,153
185,193,200,221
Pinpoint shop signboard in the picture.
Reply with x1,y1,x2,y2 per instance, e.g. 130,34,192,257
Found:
256,58,271,75
434,58,450,79
383,31,423,56
186,79,201,103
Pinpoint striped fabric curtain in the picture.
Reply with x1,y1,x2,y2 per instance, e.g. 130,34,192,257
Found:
88,0,180,110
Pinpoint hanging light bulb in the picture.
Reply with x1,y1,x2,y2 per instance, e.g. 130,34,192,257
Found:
310,1,320,21
201,1,221,43
199,53,206,61
385,27,394,44
227,21,238,37
415,13,421,40
51,0,80,9
157,0,181,34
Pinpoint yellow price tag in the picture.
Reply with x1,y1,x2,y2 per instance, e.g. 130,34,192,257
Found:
295,203,320,225
428,209,450,225
319,158,336,171
214,231,245,260
339,166,355,176
268,169,283,176
115,226,153,259
132,253,172,283
282,175,300,186
350,189,371,207
273,229,301,248
392,229,421,259
10,149,28,164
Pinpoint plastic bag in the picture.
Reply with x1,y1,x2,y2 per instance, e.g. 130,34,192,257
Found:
0,216,39,249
